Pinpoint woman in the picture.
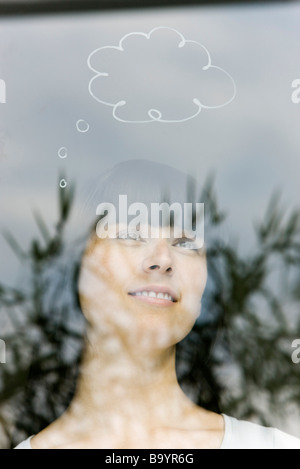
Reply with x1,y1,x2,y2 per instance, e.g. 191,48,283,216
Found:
15,160,300,449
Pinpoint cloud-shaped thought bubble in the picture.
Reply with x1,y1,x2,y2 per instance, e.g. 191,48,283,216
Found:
87,27,236,124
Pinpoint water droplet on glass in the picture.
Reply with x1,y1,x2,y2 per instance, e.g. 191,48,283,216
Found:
76,120,90,133
58,147,68,159
59,179,67,189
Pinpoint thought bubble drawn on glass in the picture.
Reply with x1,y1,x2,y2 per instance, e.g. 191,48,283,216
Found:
87,26,236,124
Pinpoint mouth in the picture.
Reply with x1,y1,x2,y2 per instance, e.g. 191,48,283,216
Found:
128,285,179,306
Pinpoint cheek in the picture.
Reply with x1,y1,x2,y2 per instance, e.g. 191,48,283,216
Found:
196,263,208,298
80,244,128,288
174,265,207,342
180,260,207,312
78,244,136,321
100,245,139,292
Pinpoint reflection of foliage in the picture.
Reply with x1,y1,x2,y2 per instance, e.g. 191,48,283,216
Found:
178,187,300,426
1,177,300,448
0,180,85,448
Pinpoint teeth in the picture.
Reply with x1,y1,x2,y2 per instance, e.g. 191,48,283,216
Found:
133,291,173,301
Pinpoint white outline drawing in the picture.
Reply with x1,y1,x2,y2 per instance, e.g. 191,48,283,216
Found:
76,119,90,133
59,179,68,189
58,147,68,159
87,27,236,124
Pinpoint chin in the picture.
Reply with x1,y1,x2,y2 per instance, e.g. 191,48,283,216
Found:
129,308,198,350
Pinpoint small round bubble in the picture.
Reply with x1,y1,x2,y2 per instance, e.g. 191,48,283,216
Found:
76,120,90,133
58,147,68,159
59,179,67,189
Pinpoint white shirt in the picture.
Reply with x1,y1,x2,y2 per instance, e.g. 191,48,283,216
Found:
14,414,300,449
221,415,300,449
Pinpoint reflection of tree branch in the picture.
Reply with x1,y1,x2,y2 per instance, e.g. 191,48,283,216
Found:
2,230,27,261
179,187,300,426
1,175,300,447
0,179,81,448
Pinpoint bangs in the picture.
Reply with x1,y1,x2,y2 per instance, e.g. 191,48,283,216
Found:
86,160,205,246
89,159,201,211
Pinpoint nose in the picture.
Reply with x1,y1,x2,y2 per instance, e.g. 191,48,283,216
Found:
142,240,174,275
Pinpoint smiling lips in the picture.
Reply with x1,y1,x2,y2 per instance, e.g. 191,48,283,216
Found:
128,286,178,306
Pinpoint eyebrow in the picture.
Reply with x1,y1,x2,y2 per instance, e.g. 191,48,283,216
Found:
171,230,196,240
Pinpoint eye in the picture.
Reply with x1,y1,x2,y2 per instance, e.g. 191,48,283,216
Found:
173,238,201,251
116,230,145,242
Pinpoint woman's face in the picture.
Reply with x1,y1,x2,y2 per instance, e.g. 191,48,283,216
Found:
78,224,207,349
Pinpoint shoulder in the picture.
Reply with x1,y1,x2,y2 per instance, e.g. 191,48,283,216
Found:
221,414,300,449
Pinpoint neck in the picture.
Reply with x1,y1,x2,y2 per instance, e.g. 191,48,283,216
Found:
34,324,225,449
64,326,189,435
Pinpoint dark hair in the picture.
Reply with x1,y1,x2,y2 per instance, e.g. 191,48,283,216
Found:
91,159,199,205
81,159,206,239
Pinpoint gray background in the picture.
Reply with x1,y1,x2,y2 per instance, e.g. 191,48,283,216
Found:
1,3,300,284
1,0,300,438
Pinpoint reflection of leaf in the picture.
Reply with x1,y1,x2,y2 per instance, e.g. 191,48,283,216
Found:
58,175,75,227
255,192,300,255
2,229,27,260
33,210,52,245
200,172,227,225
256,191,282,242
